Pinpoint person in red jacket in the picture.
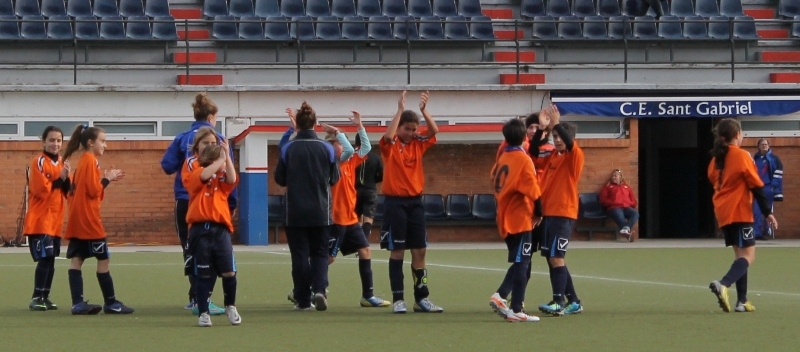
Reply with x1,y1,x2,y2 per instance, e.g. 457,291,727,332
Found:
599,169,639,241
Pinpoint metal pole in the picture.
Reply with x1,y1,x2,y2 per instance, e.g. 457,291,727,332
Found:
184,19,189,80
515,19,520,83
406,18,411,85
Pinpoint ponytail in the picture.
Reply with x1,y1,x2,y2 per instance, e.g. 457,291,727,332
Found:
63,124,104,159
710,118,742,190
295,101,316,130
192,93,218,121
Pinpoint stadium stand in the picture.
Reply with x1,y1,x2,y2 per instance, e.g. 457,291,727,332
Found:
583,15,609,39
572,0,596,18
433,0,458,18
120,0,145,18
306,0,331,18
576,193,618,241
419,15,444,39
41,0,67,18
382,0,407,18
145,0,171,17
520,0,546,19
255,0,280,18
598,0,621,17
229,0,255,18
94,0,119,17
409,0,433,18
458,0,483,18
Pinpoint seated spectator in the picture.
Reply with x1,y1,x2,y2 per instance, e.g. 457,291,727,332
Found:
599,169,639,241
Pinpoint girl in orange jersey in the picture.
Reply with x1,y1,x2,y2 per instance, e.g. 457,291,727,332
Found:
707,118,777,313
24,126,70,311
62,125,133,315
183,139,240,327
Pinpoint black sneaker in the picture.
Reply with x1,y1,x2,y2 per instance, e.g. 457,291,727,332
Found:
71,301,102,315
43,298,58,310
103,300,135,314
29,297,46,311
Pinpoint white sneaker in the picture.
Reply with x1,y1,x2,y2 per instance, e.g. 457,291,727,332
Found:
489,293,510,317
505,310,540,322
312,293,328,311
198,312,212,327
293,305,312,311
393,300,407,314
413,298,444,313
225,306,241,325
619,227,631,241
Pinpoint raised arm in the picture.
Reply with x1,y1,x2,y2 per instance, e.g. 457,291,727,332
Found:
383,91,406,143
419,91,439,138
221,140,237,184
350,111,371,157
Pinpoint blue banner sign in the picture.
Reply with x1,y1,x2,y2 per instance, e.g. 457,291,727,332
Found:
550,96,800,118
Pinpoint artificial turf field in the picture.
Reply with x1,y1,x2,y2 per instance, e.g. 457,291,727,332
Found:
0,243,798,351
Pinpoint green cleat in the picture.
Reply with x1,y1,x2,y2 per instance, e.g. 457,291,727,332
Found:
29,297,47,311
538,301,565,316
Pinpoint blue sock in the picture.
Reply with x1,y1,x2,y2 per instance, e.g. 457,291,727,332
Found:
32,259,51,298
412,267,429,302
96,272,116,306
68,269,83,305
496,267,514,299
721,258,749,287
551,266,567,304
389,259,404,302
222,276,237,307
358,259,373,298
564,267,579,304
735,272,748,303
509,262,529,313
195,277,213,315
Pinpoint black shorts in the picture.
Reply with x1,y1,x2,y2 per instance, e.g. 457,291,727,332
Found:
28,235,61,262
539,216,576,258
186,222,236,278
505,231,534,263
66,238,110,260
531,223,544,252
379,196,427,250
329,223,370,257
355,188,378,218
722,222,756,248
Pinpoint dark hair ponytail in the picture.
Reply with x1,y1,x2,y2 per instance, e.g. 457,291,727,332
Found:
192,93,218,122
63,124,104,159
295,101,316,130
710,118,741,189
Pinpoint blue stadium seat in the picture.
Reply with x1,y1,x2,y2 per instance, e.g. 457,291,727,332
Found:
15,0,40,17
733,15,757,39
408,0,433,18
470,15,495,39
458,0,483,18
572,0,596,17
204,0,228,19
41,0,67,18
422,194,447,220
720,0,744,18
290,15,315,40
341,15,366,39
383,0,407,18
126,15,151,39
393,15,419,39
0,15,19,39
708,15,731,39
419,15,443,39
446,194,474,220
267,194,284,242
264,16,290,39
695,0,719,18
657,15,683,39
444,15,469,39
0,0,11,16
374,195,385,221
306,0,331,18
532,15,557,39
779,0,800,19
433,0,458,18
119,0,144,18
647,0,670,17
633,15,658,39
598,0,621,17
546,0,571,18
683,15,709,38
212,15,238,39
99,15,125,39
578,193,608,220
520,0,545,19
238,15,264,39
145,0,171,18
331,0,356,19
93,0,119,18
255,0,280,18
583,15,608,39
793,15,800,37
670,0,695,18
47,15,73,39
608,15,632,39
21,15,46,39
74,15,98,39
152,16,178,40
367,15,392,39
357,0,381,18
67,0,92,17
471,193,496,220
316,15,341,39
558,15,582,39
621,0,643,17
229,0,255,18
281,0,305,18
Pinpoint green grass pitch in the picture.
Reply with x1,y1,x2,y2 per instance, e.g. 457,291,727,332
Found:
0,246,797,351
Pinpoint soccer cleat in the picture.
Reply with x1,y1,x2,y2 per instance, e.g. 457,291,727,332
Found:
312,293,328,311
43,298,58,310
287,289,298,305
360,296,391,307
103,300,135,314
225,306,242,325
29,297,47,311
393,300,407,314
71,301,102,315
709,280,731,313
184,299,195,310
198,312,212,327
563,302,584,315
505,310,540,322
191,301,226,316
538,301,565,316
489,293,510,317
735,301,755,312
413,298,444,313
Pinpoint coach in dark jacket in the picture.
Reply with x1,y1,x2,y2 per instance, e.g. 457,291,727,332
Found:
274,102,340,311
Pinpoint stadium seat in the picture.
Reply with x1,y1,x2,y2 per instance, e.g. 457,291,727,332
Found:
779,0,800,19
646,0,670,17
341,15,366,39
577,192,613,240
21,15,46,39
306,0,331,18
331,0,356,19
708,15,731,39
422,194,447,220
357,0,381,18
145,0,171,18
608,15,633,39
152,15,178,40
367,15,392,39
383,0,407,18
374,195,385,221
446,194,474,220
433,0,458,18
419,15,443,39
471,193,496,220
238,15,264,39
41,0,67,18
212,15,238,39
520,0,546,19
583,15,608,39
315,15,341,39
290,15,315,40
532,15,557,39
126,15,151,39
546,0,571,18
0,0,11,16
203,0,228,18
281,0,305,18
74,15,99,39
119,0,145,18
695,0,719,18
68,0,92,17
470,15,495,39
393,15,419,39
793,15,800,37
683,15,709,38
598,0,621,17
264,16,290,39
633,15,658,39
93,0,119,18
657,15,683,39
670,0,695,17
47,15,73,39
267,195,284,242
572,0,596,18
444,15,469,39
99,15,125,39
229,0,255,18
408,0,433,18
458,0,483,18
0,15,18,39
621,0,643,17
255,0,280,18
720,0,744,18
15,0,40,17
733,15,757,39
558,15,582,39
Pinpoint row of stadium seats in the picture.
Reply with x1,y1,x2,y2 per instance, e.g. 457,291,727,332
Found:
0,0,171,19
780,0,800,19
0,15,177,40
532,15,757,40
212,14,495,40
522,0,745,20
206,0,484,20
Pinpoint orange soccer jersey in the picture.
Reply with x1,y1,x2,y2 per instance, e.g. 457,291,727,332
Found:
332,154,367,226
708,144,764,227
539,143,585,219
65,152,107,240
183,158,238,233
492,147,541,238
379,134,436,197
24,153,67,237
